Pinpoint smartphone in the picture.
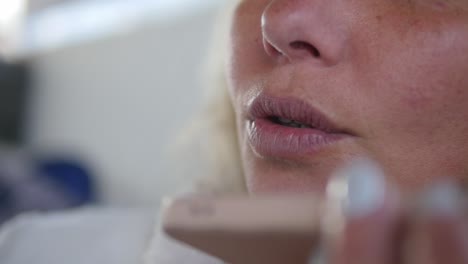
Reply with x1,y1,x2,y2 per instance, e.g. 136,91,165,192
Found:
161,195,322,264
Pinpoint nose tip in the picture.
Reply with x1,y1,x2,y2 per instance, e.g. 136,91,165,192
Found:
261,0,348,65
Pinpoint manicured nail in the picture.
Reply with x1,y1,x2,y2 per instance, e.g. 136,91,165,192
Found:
420,180,462,217
330,159,387,219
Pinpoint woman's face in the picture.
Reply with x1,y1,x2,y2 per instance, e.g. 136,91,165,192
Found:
227,0,468,194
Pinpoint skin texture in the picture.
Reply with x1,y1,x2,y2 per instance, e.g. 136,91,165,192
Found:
226,0,468,195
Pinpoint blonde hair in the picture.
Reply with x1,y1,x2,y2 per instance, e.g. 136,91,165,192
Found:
169,3,246,194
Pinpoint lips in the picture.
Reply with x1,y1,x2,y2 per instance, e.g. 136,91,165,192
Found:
246,94,353,159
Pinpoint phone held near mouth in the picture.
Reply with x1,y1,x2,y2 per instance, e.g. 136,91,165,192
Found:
162,195,322,264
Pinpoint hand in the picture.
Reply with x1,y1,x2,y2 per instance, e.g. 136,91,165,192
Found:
318,161,468,264
403,182,468,264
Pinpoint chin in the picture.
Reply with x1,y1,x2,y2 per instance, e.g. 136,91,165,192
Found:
242,148,361,195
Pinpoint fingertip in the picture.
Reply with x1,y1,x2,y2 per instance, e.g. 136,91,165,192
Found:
419,180,463,218
408,180,468,264
328,158,394,219
324,159,401,264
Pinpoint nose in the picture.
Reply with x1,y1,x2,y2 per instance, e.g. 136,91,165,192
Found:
261,0,350,65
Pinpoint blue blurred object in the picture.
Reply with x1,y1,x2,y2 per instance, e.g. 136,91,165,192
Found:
0,151,96,225
37,158,96,206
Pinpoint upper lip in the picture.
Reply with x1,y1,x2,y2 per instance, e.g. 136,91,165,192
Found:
247,94,352,135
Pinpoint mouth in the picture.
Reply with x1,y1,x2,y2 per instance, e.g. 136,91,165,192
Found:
246,94,354,160
268,116,314,129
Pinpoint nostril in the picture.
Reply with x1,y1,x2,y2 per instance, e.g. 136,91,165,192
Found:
263,37,283,57
290,41,321,58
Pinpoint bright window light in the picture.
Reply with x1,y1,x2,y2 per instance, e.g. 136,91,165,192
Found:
0,0,26,31
17,0,224,56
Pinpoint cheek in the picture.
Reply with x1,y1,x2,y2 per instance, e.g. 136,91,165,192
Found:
392,55,468,132
365,58,468,156
361,21,468,134
402,33,468,113
355,70,468,189
350,22,468,186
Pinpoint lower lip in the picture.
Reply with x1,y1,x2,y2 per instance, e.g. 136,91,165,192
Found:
247,118,349,159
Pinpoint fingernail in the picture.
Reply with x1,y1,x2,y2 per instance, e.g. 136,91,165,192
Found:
329,159,387,219
420,180,462,217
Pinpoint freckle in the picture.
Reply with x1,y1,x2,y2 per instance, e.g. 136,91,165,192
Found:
375,15,382,22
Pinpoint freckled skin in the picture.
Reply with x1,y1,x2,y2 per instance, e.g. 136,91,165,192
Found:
227,0,468,194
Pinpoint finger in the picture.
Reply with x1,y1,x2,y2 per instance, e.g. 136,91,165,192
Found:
419,181,468,264
323,159,402,264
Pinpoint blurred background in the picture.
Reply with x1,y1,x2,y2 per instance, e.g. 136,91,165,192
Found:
0,0,227,224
